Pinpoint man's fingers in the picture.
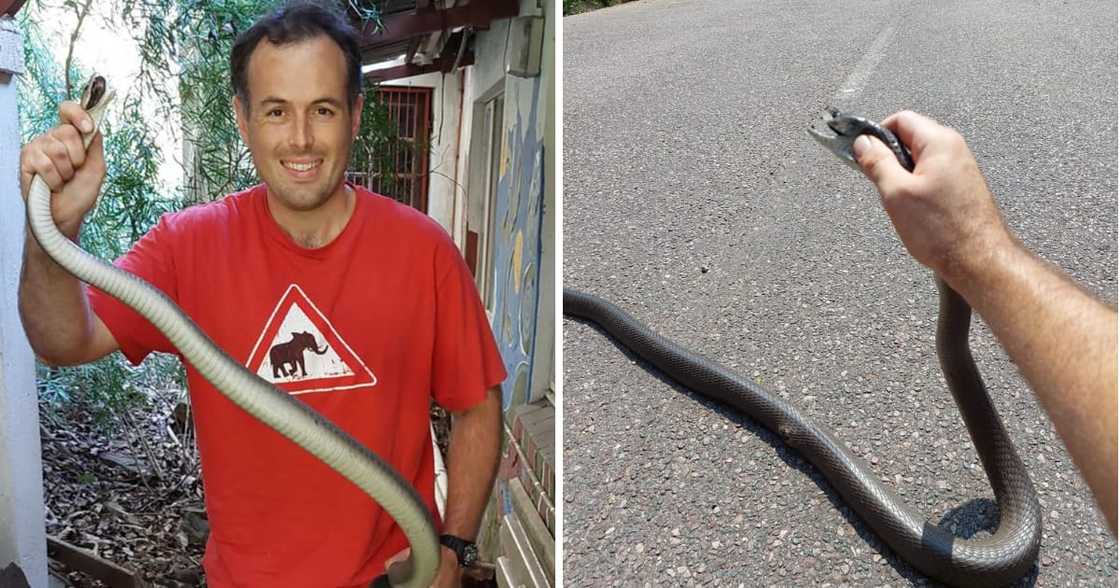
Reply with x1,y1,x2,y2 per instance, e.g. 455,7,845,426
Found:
881,110,945,161
53,124,88,169
384,546,410,568
44,135,76,182
853,134,907,197
58,101,95,134
27,150,64,192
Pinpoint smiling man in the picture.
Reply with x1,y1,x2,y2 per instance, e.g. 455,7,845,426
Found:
17,2,505,587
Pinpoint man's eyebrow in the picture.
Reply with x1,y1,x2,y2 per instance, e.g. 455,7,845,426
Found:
258,96,345,108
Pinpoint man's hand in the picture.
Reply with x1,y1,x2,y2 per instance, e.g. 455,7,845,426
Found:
383,546,460,588
851,110,1011,289
431,546,461,588
19,100,106,238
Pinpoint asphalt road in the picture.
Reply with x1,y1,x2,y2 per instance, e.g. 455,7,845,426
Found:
562,0,1117,586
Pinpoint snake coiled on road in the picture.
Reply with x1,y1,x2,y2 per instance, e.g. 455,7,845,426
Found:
564,115,1042,587
27,76,438,588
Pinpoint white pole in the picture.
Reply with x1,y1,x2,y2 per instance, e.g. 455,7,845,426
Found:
0,15,48,587
431,422,447,517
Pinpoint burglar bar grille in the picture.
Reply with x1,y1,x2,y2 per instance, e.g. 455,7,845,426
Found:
347,86,432,212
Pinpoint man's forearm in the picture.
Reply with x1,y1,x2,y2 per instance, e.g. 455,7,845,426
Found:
19,228,97,366
441,387,502,539
950,237,1118,534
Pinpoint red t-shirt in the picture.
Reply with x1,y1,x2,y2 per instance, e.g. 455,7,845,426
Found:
88,183,506,587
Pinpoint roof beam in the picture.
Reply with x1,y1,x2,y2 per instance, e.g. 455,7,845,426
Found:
358,0,518,48
364,51,475,82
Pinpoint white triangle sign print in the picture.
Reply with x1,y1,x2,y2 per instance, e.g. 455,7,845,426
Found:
257,304,352,383
245,284,377,395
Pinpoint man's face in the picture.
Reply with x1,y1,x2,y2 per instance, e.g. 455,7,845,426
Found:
234,35,363,212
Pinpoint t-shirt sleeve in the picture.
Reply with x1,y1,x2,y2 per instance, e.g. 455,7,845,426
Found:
88,213,179,366
431,238,507,412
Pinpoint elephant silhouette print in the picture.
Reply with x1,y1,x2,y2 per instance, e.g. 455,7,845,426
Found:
269,331,330,378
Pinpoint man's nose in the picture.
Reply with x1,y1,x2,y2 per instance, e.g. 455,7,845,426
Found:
288,114,313,150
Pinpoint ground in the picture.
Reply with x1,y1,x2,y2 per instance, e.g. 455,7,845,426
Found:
40,382,206,587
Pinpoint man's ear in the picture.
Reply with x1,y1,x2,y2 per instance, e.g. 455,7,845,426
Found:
232,94,250,144
350,92,364,137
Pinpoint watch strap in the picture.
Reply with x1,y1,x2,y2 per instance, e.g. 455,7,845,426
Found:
439,534,477,568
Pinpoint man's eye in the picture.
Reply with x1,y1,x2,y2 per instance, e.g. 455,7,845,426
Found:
268,109,283,117
317,107,333,116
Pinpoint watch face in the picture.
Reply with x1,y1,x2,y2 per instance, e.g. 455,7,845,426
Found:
462,544,479,566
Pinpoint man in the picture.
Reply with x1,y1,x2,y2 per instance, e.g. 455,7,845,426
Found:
853,111,1117,536
18,2,505,586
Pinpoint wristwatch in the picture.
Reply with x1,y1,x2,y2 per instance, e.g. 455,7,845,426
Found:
439,534,479,568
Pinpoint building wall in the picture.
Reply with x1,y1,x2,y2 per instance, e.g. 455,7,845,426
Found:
534,0,557,401
464,0,550,411
459,0,554,579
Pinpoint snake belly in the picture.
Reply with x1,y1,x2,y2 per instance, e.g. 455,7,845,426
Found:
26,76,439,588
563,118,1041,587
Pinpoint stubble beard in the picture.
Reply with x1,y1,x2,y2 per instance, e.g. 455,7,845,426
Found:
270,180,335,212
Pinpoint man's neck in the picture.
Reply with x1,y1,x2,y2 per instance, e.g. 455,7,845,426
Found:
266,183,355,249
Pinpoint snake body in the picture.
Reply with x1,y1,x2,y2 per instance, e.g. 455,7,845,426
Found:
28,76,438,588
565,115,1041,586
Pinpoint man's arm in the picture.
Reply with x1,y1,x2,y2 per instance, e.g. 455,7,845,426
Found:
854,111,1118,534
442,386,503,539
21,229,120,366
414,386,500,587
18,102,119,366
955,236,1117,534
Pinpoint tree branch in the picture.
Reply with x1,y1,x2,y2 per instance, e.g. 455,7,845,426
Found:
63,0,95,99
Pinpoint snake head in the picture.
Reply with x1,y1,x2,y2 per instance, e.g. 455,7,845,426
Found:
808,109,914,172
76,75,115,139
807,108,867,172
81,75,107,110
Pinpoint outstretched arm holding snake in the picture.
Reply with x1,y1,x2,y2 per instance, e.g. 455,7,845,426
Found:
853,110,1118,536
18,102,119,367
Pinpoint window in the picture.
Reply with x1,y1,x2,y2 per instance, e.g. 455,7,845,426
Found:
347,86,432,212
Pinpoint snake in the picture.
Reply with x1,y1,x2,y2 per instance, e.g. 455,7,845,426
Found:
563,112,1042,586
26,75,439,588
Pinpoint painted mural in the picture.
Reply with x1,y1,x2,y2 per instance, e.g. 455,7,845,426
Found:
488,75,545,413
